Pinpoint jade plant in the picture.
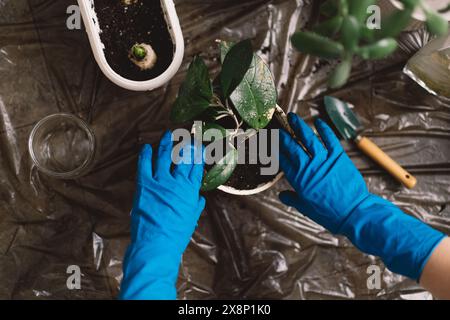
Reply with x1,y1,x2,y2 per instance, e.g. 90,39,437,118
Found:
291,0,450,89
170,40,277,191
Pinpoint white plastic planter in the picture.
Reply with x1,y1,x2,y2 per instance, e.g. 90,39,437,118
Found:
78,0,184,91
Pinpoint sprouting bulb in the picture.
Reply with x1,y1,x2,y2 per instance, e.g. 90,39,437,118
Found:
129,43,157,70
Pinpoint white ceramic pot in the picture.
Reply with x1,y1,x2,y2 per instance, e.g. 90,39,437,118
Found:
77,0,184,91
217,106,287,196
217,172,284,196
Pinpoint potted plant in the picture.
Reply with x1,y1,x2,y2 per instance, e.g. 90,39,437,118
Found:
170,40,285,195
78,0,184,91
290,0,449,89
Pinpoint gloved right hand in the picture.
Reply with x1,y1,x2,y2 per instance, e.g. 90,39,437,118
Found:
279,114,370,234
279,113,446,281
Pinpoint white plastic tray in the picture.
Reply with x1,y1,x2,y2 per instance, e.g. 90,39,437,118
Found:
77,0,184,91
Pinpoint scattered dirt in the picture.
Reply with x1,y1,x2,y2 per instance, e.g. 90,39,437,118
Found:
94,0,174,81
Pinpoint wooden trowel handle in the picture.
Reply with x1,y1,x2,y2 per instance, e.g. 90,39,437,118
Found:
355,136,417,189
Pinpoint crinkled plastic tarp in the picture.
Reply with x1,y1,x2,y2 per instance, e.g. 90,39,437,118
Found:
0,0,449,300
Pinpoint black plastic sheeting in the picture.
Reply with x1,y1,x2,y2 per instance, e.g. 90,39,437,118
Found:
0,0,449,299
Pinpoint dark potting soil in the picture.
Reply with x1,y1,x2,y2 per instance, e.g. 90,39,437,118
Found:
224,162,278,191
94,0,174,81
223,116,282,191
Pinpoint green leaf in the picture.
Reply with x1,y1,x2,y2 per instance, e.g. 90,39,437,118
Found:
170,56,213,123
231,57,277,129
375,7,413,39
401,0,421,8
201,147,238,191
291,31,344,59
341,16,360,51
221,41,278,129
328,56,352,89
338,0,349,16
313,16,344,37
348,0,376,22
425,10,449,36
320,0,339,17
360,25,375,42
203,123,231,142
220,39,254,98
356,38,397,59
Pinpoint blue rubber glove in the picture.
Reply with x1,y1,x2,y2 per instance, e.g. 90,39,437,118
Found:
279,113,446,281
119,131,205,300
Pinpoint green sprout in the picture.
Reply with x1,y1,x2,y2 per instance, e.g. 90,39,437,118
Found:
131,44,147,61
291,0,450,89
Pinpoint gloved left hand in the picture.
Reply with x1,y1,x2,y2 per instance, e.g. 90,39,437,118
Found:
119,131,205,300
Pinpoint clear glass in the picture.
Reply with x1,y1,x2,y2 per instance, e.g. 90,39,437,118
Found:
28,113,96,179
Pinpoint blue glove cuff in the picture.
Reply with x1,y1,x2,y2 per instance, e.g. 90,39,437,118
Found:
338,194,446,281
119,239,183,300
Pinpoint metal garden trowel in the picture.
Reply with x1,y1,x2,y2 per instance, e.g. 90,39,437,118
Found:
324,96,417,189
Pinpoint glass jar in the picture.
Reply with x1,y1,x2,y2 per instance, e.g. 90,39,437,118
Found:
28,113,96,179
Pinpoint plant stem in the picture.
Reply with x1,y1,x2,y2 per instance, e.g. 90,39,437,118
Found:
212,94,224,107
211,94,241,134
224,99,241,134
